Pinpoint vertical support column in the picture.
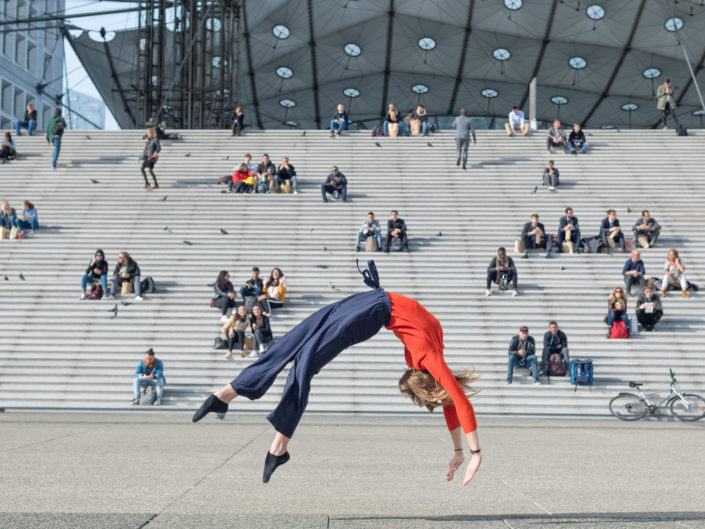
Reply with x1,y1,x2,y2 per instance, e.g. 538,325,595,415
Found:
529,76,537,131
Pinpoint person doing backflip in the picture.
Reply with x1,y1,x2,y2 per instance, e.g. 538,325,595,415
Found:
193,260,482,485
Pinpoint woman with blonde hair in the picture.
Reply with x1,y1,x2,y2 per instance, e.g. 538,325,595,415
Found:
221,305,250,359
384,103,401,137
605,286,629,337
193,260,482,485
662,249,690,298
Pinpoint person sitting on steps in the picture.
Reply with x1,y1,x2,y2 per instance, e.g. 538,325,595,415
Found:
600,209,626,254
486,247,518,297
540,321,569,376
623,249,646,296
557,207,581,253
521,213,551,259
662,249,691,298
384,210,408,253
632,210,661,249
356,211,382,252
506,326,539,384
606,287,630,338
635,284,663,332
222,305,251,359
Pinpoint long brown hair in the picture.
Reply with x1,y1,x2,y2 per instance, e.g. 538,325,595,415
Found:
398,368,479,412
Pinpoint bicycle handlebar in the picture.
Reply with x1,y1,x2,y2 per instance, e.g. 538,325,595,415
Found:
670,368,676,383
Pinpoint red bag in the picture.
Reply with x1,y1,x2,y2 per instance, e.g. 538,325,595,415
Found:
610,320,629,339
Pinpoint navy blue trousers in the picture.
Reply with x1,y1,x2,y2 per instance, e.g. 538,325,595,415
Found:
231,288,391,438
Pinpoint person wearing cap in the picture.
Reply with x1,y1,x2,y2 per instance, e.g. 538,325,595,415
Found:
133,349,166,405
486,247,518,297
240,266,264,300
80,249,108,300
504,106,529,136
507,326,539,384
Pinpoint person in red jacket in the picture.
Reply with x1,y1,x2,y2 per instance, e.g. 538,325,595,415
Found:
193,260,482,485
228,163,253,193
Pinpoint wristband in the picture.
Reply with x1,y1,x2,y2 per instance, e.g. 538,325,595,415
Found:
454,448,463,452
470,449,481,454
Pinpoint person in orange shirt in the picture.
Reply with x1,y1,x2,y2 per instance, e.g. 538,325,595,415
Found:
193,260,482,485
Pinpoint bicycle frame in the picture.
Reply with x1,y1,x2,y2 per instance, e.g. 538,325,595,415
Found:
631,370,692,412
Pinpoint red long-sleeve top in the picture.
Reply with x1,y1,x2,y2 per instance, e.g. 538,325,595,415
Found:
232,168,251,183
385,292,478,433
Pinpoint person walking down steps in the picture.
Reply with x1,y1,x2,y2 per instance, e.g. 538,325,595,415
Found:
141,127,161,190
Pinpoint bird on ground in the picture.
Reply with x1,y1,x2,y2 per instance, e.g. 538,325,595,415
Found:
160,195,168,201
301,131,306,137
3,275,8,281
375,142,381,147
107,304,118,314
163,226,169,231
530,186,538,194
183,240,194,246
220,228,229,235
19,273,25,280
90,178,99,184
427,142,433,147
316,264,328,269
121,301,132,306
437,231,442,237
85,135,91,140
184,152,191,157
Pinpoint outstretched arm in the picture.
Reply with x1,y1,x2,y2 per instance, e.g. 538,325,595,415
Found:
447,427,482,486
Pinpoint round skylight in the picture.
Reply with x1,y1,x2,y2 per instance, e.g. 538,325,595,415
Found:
276,66,293,79
418,37,436,51
493,48,511,61
569,56,587,69
343,88,360,98
205,18,221,32
693,109,705,116
211,57,221,68
481,88,498,98
344,43,361,56
279,99,296,108
642,67,661,79
621,103,639,111
411,84,429,94
586,5,605,20
285,120,299,127
504,0,522,10
551,96,568,105
665,17,683,32
272,25,290,39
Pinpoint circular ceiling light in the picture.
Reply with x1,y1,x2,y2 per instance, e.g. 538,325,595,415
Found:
285,120,300,127
272,24,290,39
621,103,639,111
569,56,587,69
418,37,436,50
276,66,293,79
601,125,615,129
504,0,522,10
551,96,568,105
344,43,361,56
492,48,511,61
206,18,221,32
211,57,222,68
411,84,429,94
642,67,661,79
693,109,705,116
279,99,296,108
343,88,360,98
481,88,498,98
586,5,605,20
665,17,683,32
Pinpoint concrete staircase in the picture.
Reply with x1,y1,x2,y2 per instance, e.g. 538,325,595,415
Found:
0,128,703,418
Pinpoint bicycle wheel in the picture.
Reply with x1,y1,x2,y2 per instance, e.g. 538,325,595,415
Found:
609,393,647,421
670,393,705,421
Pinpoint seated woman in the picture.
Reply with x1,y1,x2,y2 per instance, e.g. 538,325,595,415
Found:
384,103,401,137
221,305,250,359
258,267,287,313
250,304,273,356
275,157,299,194
229,163,254,193
17,200,38,235
605,287,630,338
212,271,237,321
80,249,108,300
408,105,429,136
0,132,17,162
662,249,691,298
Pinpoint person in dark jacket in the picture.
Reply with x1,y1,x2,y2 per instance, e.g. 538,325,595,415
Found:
408,105,429,136
486,247,518,297
547,119,567,153
250,304,273,356
232,106,245,136
540,321,569,376
46,108,66,169
507,326,539,384
108,251,142,300
0,132,17,162
542,160,560,191
521,214,551,258
256,154,277,193
141,127,161,190
212,270,237,321
557,207,581,253
321,166,347,203
384,210,408,252
275,157,299,194
632,210,661,248
330,104,349,137
600,209,626,254
132,348,166,405
80,249,108,299
568,122,588,154
239,266,264,301
0,200,17,230
623,249,646,295
635,284,663,331
16,104,37,136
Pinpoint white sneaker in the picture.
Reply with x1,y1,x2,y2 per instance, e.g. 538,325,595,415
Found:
80,293,87,300
548,186,555,191
485,289,491,297
247,350,259,358
103,294,113,300
223,351,232,359
259,344,266,354
533,380,540,385
293,190,299,194
135,295,144,301
220,315,229,323
512,290,518,297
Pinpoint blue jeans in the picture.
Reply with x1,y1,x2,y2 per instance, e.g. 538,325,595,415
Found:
51,135,62,167
607,311,629,328
356,230,382,250
569,141,588,153
16,120,36,135
82,274,108,291
133,376,166,402
17,217,38,233
507,354,538,382
240,285,263,300
274,174,298,192
2,216,18,229
330,119,347,133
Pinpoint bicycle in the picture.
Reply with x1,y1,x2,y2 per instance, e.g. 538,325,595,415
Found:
609,369,705,421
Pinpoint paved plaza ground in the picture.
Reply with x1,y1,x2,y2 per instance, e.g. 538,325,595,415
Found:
1,411,704,528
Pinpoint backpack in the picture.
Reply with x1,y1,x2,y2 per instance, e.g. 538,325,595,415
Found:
213,336,227,350
570,359,593,390
371,125,383,137
256,180,269,193
390,237,403,252
676,125,688,137
139,384,156,405
140,276,157,293
87,282,103,300
52,118,65,136
610,320,629,339
547,353,566,376
580,236,603,254
244,296,258,313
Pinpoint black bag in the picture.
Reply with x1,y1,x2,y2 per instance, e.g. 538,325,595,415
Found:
390,237,403,252
676,125,688,137
87,282,103,300
213,336,227,350
580,236,603,254
371,125,383,137
548,353,566,376
140,276,157,293
52,119,65,136
498,273,509,291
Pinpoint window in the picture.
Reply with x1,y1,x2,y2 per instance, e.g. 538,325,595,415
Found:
343,88,360,98
642,68,661,79
586,5,605,20
27,43,36,74
285,120,299,127
276,67,293,79
205,18,221,31
14,87,25,119
15,35,27,68
568,56,587,69
504,0,522,10
481,88,498,98
279,99,296,108
344,43,361,56
621,103,639,111
272,25,290,39
2,81,13,114
411,84,429,94
551,96,568,105
665,17,683,32
418,37,436,50
492,48,511,61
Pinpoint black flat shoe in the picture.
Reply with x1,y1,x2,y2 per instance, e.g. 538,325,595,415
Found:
263,451,290,483
192,394,228,423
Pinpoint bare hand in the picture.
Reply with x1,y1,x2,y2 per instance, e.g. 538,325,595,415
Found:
462,454,482,486
518,350,525,356
447,452,464,481
229,330,234,338
639,304,646,310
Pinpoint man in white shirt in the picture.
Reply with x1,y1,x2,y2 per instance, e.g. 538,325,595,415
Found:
504,106,529,136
